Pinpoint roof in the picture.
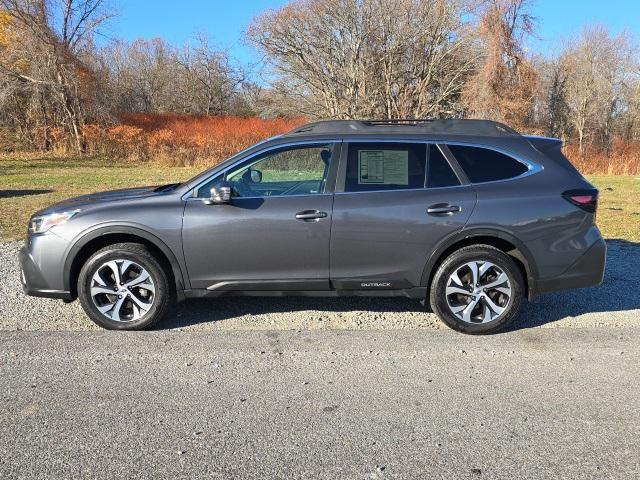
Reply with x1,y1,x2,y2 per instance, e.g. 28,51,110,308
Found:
285,119,520,138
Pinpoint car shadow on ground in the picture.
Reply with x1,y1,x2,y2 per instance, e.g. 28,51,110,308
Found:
157,239,640,331
0,189,53,198
509,239,640,331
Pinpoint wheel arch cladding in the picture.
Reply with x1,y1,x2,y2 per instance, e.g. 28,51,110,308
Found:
421,232,536,300
65,227,186,300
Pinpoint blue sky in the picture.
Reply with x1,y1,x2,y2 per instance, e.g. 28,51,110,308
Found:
106,0,640,64
527,0,640,53
107,0,287,65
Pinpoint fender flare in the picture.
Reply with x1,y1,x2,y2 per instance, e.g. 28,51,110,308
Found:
63,224,187,295
420,227,539,292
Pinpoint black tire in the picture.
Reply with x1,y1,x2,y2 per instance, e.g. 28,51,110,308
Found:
77,243,174,330
429,245,524,335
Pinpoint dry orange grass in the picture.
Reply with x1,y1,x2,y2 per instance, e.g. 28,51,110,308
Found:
564,140,640,175
12,115,640,174
84,114,305,166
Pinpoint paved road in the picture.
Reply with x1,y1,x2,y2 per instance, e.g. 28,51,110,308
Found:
1,329,639,479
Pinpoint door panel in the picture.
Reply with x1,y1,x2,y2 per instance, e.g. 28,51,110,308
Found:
329,187,477,288
182,195,333,289
183,141,339,290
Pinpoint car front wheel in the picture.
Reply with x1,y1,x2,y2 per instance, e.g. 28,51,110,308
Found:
78,243,173,330
430,245,524,334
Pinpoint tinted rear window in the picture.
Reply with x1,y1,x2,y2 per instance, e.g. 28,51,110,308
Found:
448,145,528,183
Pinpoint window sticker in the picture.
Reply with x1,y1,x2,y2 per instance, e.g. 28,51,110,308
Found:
358,150,409,185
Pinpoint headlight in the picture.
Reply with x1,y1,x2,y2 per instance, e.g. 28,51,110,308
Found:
28,210,80,234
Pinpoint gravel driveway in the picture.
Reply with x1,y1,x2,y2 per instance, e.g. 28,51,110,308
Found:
1,240,639,332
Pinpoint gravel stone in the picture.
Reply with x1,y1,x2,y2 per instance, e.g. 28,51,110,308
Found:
2,240,639,331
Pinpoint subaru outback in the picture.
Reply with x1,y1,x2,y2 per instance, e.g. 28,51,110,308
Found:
20,119,606,334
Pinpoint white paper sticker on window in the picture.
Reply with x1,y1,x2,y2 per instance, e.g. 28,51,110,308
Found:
358,150,409,185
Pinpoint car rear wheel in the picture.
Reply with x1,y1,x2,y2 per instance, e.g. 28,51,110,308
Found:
429,245,524,334
78,243,173,330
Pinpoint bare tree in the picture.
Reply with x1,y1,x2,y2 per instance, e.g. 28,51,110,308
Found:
618,64,640,142
97,35,248,116
100,38,178,113
531,54,572,139
3,0,640,162
177,35,245,115
247,0,479,119
0,0,112,151
462,0,538,131
561,26,636,153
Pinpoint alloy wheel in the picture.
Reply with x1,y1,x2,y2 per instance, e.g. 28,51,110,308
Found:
90,259,156,322
445,260,512,324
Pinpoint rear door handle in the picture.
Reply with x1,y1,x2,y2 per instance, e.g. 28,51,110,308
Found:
427,204,461,215
295,210,328,221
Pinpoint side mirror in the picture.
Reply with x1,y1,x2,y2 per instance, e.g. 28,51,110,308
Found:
250,169,262,183
204,181,232,205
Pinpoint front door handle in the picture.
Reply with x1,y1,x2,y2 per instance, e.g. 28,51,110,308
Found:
295,210,328,221
427,204,461,215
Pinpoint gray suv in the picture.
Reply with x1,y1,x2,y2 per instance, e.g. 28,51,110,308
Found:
20,119,606,334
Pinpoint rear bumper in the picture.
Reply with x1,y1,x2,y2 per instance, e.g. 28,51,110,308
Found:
535,237,607,295
19,240,73,301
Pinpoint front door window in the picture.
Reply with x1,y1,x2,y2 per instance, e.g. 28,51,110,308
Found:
225,143,336,198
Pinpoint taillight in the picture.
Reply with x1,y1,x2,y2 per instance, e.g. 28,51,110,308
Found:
562,189,598,213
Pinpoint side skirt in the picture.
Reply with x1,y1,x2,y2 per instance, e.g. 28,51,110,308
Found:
183,287,427,300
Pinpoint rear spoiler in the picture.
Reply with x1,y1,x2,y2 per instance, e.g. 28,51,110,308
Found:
525,135,563,154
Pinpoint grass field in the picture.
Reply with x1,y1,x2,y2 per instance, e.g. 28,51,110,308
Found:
589,174,640,242
1,155,639,242
0,155,201,241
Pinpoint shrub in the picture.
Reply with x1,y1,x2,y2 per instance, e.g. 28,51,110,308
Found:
564,140,640,175
84,114,305,166
11,114,640,175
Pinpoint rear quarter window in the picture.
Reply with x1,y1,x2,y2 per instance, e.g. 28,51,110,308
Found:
447,145,528,183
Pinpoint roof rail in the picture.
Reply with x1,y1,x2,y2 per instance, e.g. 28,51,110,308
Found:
286,118,521,137
361,119,436,126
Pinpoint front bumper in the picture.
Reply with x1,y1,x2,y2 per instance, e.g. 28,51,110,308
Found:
19,234,73,301
535,236,607,295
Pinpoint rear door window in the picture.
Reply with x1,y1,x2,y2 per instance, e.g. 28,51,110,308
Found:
344,143,426,192
427,145,460,188
447,145,528,183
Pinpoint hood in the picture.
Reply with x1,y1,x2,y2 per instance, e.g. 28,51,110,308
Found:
34,185,176,216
